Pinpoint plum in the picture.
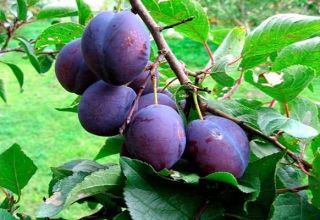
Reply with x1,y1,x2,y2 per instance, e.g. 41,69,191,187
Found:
186,116,249,178
78,81,136,136
101,11,150,85
125,104,186,170
82,11,115,74
55,39,99,94
157,88,173,98
128,62,159,95
137,93,176,111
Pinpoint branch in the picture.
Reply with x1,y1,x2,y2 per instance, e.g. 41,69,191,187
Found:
276,185,309,194
130,0,191,86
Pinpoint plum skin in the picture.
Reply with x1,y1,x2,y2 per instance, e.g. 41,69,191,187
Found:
137,93,176,111
125,104,186,171
186,116,249,178
78,80,136,136
55,38,99,95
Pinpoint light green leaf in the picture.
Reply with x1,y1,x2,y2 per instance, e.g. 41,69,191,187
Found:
0,209,15,220
76,0,92,25
35,22,84,51
65,166,124,206
211,28,231,45
0,79,6,103
211,27,246,87
257,108,318,139
0,61,24,92
309,151,320,209
16,0,27,20
0,144,37,196
241,14,320,69
95,136,125,160
245,65,315,103
37,3,78,19
16,37,41,73
273,37,320,75
141,0,209,43
271,193,320,220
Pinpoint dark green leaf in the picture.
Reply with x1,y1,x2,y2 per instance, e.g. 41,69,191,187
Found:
37,3,78,19
0,79,6,103
95,136,125,160
38,55,54,73
0,62,24,92
309,151,320,209
141,0,209,43
257,107,318,139
113,210,131,220
250,138,280,161
65,166,124,205
16,37,41,73
0,209,15,220
16,0,27,20
277,165,304,189
76,0,93,25
55,96,80,113
245,65,315,103
270,193,320,220
311,135,320,155
35,22,84,51
0,9,6,21
273,37,320,75
211,27,246,87
241,14,320,68
0,144,37,196
121,157,205,220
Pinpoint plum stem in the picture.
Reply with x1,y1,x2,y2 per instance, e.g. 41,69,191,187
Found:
193,89,203,120
276,184,309,194
284,103,290,117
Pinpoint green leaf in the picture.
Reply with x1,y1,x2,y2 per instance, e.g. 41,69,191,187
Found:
95,136,125,160
38,55,54,73
0,9,6,21
113,210,131,220
121,157,205,220
240,152,284,218
76,0,92,25
245,65,315,103
273,37,320,75
16,0,27,20
309,151,320,209
37,3,78,19
55,96,80,113
241,14,320,68
0,209,15,220
0,79,6,103
37,172,87,218
65,166,124,205
257,107,318,139
35,22,84,51
16,37,41,73
250,138,280,161
277,165,304,189
0,62,24,92
211,27,246,87
211,28,231,45
0,144,37,196
270,193,320,220
26,0,40,6
141,0,209,43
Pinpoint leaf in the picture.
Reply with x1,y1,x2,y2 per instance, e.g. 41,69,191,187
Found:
113,210,131,220
35,22,84,51
65,166,124,205
55,96,80,113
141,0,209,43
121,157,205,220
16,0,27,20
38,55,54,73
37,2,78,19
277,165,304,189
273,37,320,75
245,65,315,103
0,62,24,92
16,37,41,73
76,0,93,25
0,9,6,21
270,193,320,220
250,138,280,161
0,209,15,220
26,0,40,6
257,108,318,139
240,152,284,218
0,79,6,103
0,144,37,196
211,27,246,87
37,172,87,218
95,136,125,160
309,151,320,209
241,14,320,68
211,28,231,45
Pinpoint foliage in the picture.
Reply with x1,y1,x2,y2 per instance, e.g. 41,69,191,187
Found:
0,0,320,219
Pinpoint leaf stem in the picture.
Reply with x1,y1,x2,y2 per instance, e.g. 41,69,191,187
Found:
276,184,309,194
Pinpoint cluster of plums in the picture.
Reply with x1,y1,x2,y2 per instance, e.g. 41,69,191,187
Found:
55,11,250,178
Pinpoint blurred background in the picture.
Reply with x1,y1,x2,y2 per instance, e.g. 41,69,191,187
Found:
0,0,319,218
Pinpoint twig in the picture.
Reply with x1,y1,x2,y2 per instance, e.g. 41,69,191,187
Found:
220,70,244,100
269,99,277,108
202,101,312,171
284,103,290,118
276,185,309,194
159,16,195,31
161,77,178,92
